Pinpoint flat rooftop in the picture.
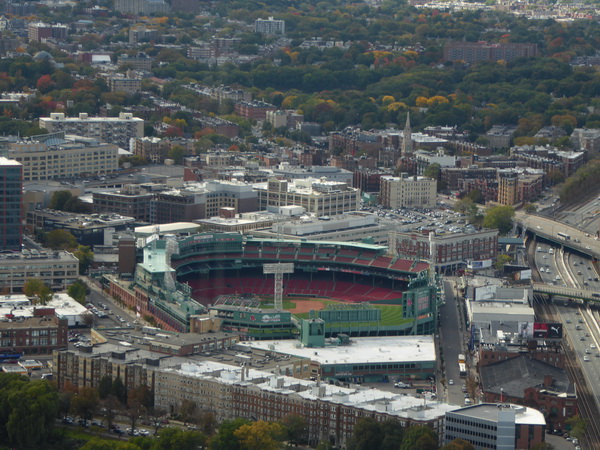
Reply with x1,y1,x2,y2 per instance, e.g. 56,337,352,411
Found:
450,403,546,426
163,359,458,421
237,336,436,365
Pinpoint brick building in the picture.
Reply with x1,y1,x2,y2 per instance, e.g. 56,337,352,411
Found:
233,101,277,120
393,228,498,272
0,312,67,356
479,356,577,431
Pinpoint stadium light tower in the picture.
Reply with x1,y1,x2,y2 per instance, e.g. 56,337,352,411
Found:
263,263,294,311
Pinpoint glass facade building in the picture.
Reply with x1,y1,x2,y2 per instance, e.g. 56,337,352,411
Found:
0,157,22,251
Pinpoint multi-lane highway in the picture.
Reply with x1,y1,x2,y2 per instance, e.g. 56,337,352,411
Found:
531,234,600,445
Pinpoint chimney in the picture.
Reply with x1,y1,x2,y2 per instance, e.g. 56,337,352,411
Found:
543,374,553,388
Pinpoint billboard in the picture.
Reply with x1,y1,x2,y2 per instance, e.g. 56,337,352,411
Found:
467,259,492,269
514,269,532,281
519,322,563,339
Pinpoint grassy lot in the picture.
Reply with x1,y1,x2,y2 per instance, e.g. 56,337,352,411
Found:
259,297,409,327
259,300,297,310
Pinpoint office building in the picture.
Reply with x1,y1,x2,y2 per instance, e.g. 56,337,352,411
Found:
93,184,155,222
256,178,360,216
380,173,437,209
9,133,118,181
39,113,144,149
445,403,546,450
154,180,258,223
26,210,135,248
254,17,285,36
0,158,22,251
0,250,78,292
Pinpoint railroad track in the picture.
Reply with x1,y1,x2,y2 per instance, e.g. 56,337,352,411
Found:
536,298,600,446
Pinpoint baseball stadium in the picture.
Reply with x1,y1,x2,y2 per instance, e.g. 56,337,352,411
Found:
106,232,439,338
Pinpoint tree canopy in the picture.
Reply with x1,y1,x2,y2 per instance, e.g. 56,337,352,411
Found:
483,205,516,234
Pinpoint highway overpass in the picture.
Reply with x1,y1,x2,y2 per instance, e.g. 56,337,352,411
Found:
532,282,600,302
516,213,600,259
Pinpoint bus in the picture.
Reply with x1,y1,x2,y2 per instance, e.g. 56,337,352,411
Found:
458,354,466,364
0,353,21,363
557,232,570,240
459,363,467,377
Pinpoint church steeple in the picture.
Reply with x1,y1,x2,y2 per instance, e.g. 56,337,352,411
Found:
401,112,412,157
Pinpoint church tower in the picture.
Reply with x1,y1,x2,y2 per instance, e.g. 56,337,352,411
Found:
401,112,413,157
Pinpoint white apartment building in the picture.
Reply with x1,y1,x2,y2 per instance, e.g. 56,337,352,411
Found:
9,133,119,181
380,173,436,209
254,17,285,35
39,112,144,149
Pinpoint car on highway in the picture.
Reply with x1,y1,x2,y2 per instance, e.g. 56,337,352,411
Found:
448,379,454,385
584,356,591,362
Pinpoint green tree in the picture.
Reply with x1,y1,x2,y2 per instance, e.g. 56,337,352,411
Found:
64,195,91,213
566,415,586,440
71,386,99,427
495,254,513,270
380,420,404,450
179,398,197,426
49,190,73,210
98,375,113,400
111,376,127,405
67,279,88,304
74,245,94,274
46,229,77,250
483,205,515,234
0,376,59,448
280,414,308,447
154,427,207,450
347,418,382,450
442,439,475,450
530,443,554,450
399,425,437,450
210,418,251,450
23,278,53,305
465,188,484,204
167,145,186,164
423,163,447,192
234,420,284,450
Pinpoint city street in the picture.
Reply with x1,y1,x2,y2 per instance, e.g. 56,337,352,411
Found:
440,278,467,406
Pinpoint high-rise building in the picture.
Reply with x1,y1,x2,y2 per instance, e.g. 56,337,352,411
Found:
0,157,22,251
254,17,285,36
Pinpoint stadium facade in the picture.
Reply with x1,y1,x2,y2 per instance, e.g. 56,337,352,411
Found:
105,232,438,335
